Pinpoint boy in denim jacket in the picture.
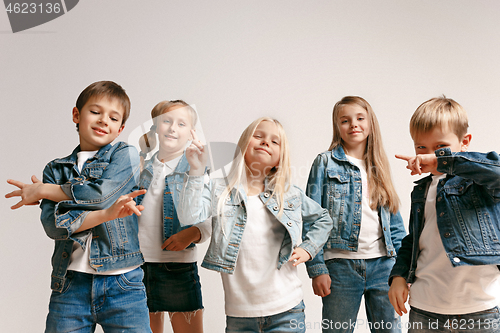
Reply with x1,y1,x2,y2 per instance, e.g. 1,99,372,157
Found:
389,96,500,332
6,81,151,332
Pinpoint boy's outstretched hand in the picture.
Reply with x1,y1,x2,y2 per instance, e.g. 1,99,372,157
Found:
396,154,439,175
388,276,409,316
105,189,147,220
289,247,311,267
186,129,209,176
6,176,70,209
6,176,44,209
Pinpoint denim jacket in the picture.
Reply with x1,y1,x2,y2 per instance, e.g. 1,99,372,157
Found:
178,176,333,274
40,142,144,292
305,146,407,278
389,148,500,284
137,153,196,249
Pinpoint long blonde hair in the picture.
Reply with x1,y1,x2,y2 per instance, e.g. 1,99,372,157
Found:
139,100,197,168
217,117,291,218
329,96,399,213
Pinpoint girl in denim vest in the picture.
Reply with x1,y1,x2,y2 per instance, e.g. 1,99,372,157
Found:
137,100,210,333
180,117,333,333
306,96,406,333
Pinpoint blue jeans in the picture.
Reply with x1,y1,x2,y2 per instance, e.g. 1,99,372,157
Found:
226,301,306,333
45,267,151,333
322,257,400,333
408,306,500,333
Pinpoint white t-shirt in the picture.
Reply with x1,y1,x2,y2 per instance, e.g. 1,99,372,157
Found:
68,150,137,275
221,195,303,317
410,174,500,314
138,154,211,263
324,156,386,260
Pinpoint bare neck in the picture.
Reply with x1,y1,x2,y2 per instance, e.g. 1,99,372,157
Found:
157,149,184,163
343,144,365,160
245,170,266,196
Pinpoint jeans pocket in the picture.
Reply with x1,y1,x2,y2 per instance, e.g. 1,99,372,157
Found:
116,268,146,291
57,271,75,295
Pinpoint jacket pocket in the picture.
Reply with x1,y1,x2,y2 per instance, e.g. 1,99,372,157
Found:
283,195,301,223
86,162,109,179
327,170,350,197
444,181,500,251
326,170,350,239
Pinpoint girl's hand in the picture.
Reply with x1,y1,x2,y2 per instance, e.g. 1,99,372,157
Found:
104,189,147,220
312,274,331,297
289,247,311,266
6,176,43,209
186,129,208,176
162,227,201,251
388,276,409,316
396,154,439,175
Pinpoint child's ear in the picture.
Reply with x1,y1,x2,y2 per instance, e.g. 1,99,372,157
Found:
72,107,80,124
118,124,125,134
190,128,196,141
461,133,472,152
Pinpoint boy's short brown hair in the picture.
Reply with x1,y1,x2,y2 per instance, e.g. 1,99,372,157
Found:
410,96,469,140
75,81,131,128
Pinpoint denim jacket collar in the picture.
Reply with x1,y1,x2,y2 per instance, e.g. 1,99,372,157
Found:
53,143,113,166
330,145,349,162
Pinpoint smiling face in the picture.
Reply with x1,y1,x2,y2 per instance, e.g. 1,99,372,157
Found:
73,96,125,151
413,125,471,155
337,103,371,153
244,120,281,175
156,105,194,160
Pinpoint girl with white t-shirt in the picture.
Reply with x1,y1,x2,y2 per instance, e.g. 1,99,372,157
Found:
305,96,406,333
137,100,210,333
179,117,333,333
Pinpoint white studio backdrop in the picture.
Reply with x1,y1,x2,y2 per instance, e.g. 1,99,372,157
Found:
1,1,500,332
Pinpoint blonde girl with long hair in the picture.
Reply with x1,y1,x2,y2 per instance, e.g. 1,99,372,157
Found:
137,100,210,333
305,96,406,333
179,117,333,333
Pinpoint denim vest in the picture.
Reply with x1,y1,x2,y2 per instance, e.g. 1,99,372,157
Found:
390,148,500,284
40,142,144,292
178,177,333,274
137,153,195,249
304,146,407,278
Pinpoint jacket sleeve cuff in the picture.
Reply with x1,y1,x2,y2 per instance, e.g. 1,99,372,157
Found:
60,175,90,199
183,174,205,187
435,147,454,174
298,241,319,261
305,261,329,278
54,202,90,236
388,263,409,285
